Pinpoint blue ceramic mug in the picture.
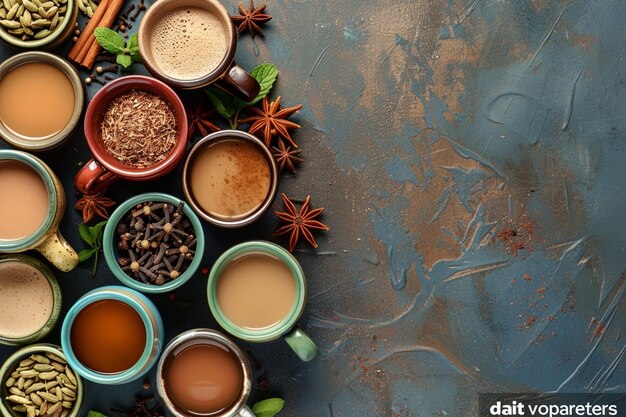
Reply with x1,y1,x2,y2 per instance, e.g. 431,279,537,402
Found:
60,285,164,384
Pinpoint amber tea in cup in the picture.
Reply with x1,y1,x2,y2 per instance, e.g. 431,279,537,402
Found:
70,299,146,374
183,130,278,228
157,329,254,417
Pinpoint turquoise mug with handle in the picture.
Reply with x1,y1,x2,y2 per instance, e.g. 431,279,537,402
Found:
207,241,318,362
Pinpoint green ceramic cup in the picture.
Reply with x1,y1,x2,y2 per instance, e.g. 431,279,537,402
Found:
103,192,205,294
0,254,62,346
208,241,318,362
0,344,84,417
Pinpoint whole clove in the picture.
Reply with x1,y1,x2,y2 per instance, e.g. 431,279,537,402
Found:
116,201,196,286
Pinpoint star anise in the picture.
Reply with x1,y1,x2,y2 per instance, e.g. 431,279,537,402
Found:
273,193,329,252
239,96,303,148
231,1,272,38
75,192,116,223
185,99,220,140
272,139,303,174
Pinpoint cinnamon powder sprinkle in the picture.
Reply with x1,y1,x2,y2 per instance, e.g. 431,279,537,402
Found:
101,90,178,168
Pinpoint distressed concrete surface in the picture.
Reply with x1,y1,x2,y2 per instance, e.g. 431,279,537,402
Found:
0,0,625,416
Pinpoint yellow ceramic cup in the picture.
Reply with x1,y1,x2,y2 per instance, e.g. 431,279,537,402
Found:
0,150,78,272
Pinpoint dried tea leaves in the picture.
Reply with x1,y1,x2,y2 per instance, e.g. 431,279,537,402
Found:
101,90,177,168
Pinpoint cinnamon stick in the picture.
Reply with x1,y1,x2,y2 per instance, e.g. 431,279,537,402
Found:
68,0,110,61
82,0,126,69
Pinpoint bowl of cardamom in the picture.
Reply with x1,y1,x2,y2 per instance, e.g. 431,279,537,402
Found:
0,0,78,50
0,343,84,417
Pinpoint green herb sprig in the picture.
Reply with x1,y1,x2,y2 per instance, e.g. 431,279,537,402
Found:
205,63,278,128
78,221,107,276
93,28,141,68
252,398,285,417
87,411,107,417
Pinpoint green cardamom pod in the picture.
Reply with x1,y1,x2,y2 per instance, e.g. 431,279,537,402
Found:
6,395,32,405
21,0,37,12
33,28,49,38
45,353,67,364
37,391,59,403
5,3,18,19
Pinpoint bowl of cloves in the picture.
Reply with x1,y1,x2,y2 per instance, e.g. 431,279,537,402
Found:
102,193,205,294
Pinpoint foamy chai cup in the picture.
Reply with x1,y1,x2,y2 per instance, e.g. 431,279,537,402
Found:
138,0,260,101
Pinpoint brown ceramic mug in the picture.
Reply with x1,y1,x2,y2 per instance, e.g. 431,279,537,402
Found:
137,0,260,101
75,76,188,195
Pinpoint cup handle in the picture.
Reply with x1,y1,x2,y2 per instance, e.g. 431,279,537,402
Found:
35,228,79,272
236,405,256,417
284,326,318,362
216,62,261,102
74,158,118,194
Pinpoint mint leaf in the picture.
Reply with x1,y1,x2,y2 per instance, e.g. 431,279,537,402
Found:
78,248,96,262
252,398,285,417
90,220,108,249
87,411,108,417
94,27,125,55
116,54,133,68
249,63,278,105
206,87,236,120
128,33,141,62
78,223,95,246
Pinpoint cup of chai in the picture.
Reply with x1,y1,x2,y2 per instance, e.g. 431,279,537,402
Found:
0,52,84,152
208,241,318,362
0,150,78,272
182,130,278,228
75,75,188,195
60,285,164,385
137,0,260,101
156,329,255,417
0,255,62,346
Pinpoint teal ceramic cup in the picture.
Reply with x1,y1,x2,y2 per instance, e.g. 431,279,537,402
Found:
102,192,205,293
0,255,62,346
0,150,78,272
60,285,164,384
208,241,318,362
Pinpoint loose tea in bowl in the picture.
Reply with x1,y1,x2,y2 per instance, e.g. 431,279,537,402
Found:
101,90,177,169
76,76,188,195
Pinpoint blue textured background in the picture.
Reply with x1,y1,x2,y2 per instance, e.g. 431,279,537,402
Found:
1,0,625,416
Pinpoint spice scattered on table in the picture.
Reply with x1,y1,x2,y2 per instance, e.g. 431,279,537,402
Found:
4,351,80,417
116,201,196,286
240,96,302,148
185,98,220,140
101,90,178,168
75,192,115,223
231,1,272,38
272,138,302,174
67,0,126,69
0,0,68,42
273,193,329,252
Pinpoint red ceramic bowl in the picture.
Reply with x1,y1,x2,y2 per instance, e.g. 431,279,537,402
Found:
75,75,188,194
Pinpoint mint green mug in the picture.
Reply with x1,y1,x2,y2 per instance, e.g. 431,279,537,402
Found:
207,241,318,362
